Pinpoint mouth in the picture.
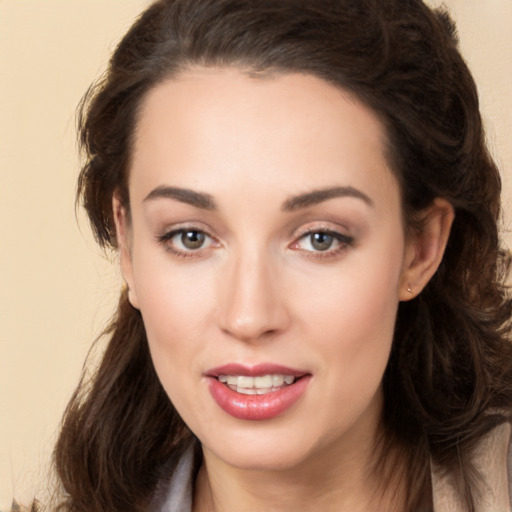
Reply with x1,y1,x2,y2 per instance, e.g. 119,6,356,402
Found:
217,374,298,395
206,364,311,420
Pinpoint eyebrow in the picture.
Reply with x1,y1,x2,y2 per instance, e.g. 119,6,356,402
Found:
282,186,373,211
143,186,217,210
143,184,373,212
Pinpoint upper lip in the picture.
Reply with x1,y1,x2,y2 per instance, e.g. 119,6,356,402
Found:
206,363,309,378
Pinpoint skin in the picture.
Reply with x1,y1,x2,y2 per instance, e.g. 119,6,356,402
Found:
115,68,453,511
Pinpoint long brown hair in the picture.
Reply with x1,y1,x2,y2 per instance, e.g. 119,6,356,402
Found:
53,1,512,510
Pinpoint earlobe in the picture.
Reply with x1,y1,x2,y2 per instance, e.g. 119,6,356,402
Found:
399,198,454,301
113,195,140,309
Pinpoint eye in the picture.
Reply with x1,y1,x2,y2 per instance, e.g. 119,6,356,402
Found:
292,229,353,255
309,232,335,251
179,230,206,250
157,228,217,256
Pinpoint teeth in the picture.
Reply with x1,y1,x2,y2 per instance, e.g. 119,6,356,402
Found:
237,376,254,388
254,375,273,388
272,375,285,386
217,374,297,395
237,387,257,395
256,387,272,395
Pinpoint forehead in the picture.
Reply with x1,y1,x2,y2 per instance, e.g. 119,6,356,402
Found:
130,68,400,211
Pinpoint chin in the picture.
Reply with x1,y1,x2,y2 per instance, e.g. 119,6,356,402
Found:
199,422,326,472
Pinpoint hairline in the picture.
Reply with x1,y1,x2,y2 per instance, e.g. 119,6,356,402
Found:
121,62,412,233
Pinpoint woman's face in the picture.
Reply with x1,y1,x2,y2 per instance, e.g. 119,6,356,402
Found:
120,68,414,471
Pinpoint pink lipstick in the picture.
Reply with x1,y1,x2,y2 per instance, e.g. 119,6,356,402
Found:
206,363,311,421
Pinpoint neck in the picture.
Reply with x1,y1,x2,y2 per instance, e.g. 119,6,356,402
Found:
193,407,407,512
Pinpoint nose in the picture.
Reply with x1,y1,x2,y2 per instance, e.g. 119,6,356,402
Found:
218,250,290,342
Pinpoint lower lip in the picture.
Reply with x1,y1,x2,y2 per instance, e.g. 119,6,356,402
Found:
207,376,311,421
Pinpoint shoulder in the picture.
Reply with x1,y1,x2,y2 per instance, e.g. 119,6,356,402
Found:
475,421,512,511
432,421,512,512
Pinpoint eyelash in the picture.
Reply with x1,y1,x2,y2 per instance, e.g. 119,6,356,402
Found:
156,226,354,259
290,228,354,259
156,227,217,258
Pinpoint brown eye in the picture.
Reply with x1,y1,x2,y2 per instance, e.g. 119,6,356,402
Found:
181,230,206,250
310,232,334,251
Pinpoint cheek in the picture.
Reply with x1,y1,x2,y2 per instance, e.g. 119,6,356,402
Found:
131,250,217,385
297,244,401,334
286,247,402,441
133,236,215,324
298,276,398,391
291,233,404,382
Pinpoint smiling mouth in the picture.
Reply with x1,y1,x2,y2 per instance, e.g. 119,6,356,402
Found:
217,374,297,395
207,365,311,420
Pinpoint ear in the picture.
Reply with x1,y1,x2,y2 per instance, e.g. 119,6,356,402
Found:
113,195,140,309
399,198,454,301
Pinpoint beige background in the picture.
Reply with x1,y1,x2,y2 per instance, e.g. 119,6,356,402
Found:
0,0,511,508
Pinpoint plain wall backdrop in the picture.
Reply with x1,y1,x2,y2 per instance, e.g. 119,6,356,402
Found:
0,0,511,508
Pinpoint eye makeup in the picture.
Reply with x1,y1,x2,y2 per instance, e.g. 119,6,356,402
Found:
289,226,354,261
156,225,219,258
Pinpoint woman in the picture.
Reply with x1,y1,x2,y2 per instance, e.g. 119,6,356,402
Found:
51,0,512,511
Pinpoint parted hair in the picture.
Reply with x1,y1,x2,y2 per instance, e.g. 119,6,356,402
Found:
53,1,512,511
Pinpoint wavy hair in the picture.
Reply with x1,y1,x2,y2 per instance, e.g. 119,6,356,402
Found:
53,1,512,510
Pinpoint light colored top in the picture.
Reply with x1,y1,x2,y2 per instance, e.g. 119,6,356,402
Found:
150,423,512,512
432,422,512,512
